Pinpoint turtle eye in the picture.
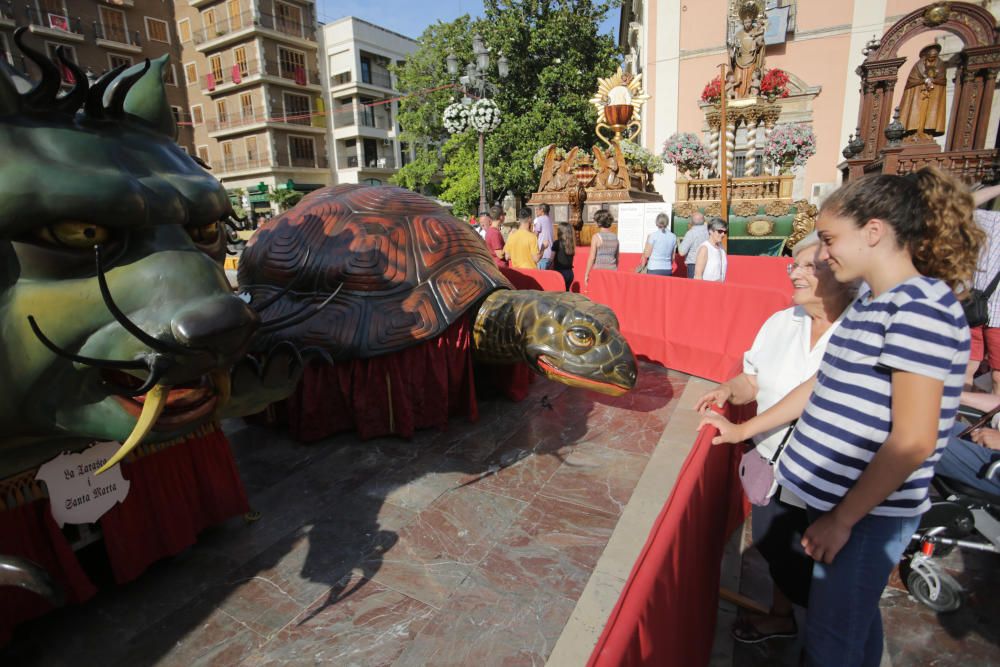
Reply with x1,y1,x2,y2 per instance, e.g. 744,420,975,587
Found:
187,221,220,245
566,327,595,349
35,221,112,249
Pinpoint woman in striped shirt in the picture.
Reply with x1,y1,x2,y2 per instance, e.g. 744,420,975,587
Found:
701,167,983,667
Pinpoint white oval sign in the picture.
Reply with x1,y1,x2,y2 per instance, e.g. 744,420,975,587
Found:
35,441,131,527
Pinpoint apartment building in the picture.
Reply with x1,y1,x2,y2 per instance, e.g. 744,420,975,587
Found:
173,0,330,218
320,17,416,186
0,0,193,150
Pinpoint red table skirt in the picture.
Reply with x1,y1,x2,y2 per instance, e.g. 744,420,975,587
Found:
282,314,533,442
0,425,248,644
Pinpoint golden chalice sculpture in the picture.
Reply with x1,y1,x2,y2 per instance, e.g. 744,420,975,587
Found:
591,67,649,147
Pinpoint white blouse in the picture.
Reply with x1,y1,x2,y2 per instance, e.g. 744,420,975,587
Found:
699,241,727,281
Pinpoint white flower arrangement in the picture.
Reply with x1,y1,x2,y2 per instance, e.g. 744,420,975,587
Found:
468,98,502,133
533,144,566,170
443,102,470,134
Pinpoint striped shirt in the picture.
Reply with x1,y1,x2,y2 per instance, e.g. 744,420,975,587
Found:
775,276,969,517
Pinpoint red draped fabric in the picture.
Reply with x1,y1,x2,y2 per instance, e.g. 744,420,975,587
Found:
584,270,790,381
588,401,755,667
0,500,97,645
99,426,249,584
0,426,247,643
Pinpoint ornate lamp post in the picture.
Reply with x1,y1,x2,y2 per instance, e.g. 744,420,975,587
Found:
445,34,509,214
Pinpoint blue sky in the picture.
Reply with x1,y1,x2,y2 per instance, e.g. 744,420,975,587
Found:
316,0,620,42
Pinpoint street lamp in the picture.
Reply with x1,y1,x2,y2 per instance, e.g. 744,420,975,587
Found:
444,34,508,215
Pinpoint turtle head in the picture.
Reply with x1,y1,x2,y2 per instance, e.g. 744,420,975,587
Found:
474,291,637,396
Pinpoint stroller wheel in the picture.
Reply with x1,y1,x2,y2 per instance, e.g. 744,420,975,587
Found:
907,570,962,613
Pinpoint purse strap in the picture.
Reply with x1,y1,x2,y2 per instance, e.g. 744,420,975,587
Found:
982,269,1000,300
768,420,798,465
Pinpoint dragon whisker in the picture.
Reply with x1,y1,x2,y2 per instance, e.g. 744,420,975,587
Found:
95,245,187,355
27,315,148,371
245,248,312,312
259,283,342,334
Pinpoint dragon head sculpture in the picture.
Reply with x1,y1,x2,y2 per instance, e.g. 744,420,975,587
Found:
0,29,301,479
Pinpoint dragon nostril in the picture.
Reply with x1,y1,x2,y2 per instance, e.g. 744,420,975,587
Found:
171,295,260,352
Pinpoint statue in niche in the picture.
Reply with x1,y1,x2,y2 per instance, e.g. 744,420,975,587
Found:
898,44,948,141
730,1,766,99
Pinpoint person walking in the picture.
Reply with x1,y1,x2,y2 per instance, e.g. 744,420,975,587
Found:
534,203,555,270
584,209,619,287
505,208,542,269
638,213,677,276
552,221,576,290
678,211,709,277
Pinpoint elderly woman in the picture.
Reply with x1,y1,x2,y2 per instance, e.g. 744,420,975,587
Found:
638,213,677,276
694,232,856,643
694,218,728,281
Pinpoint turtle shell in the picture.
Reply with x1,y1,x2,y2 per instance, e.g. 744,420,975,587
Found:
238,185,513,359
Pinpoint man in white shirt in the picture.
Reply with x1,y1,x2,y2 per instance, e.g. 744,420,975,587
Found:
533,204,554,270
476,211,490,240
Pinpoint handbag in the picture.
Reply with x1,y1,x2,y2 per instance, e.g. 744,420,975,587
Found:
738,422,796,506
963,270,1000,328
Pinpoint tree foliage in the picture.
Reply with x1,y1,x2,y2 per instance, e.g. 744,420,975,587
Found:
391,1,621,213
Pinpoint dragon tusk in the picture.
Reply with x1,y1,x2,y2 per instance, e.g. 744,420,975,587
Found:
211,368,231,416
96,384,170,475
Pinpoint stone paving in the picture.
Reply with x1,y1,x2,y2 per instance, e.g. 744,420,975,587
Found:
3,361,997,666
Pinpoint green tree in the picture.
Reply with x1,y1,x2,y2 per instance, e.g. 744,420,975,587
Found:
268,187,303,211
391,1,620,209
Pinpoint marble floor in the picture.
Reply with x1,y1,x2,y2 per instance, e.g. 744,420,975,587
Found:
2,362,692,666
4,361,998,667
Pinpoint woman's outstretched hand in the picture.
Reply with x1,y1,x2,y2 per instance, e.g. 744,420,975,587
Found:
698,410,746,445
694,386,732,413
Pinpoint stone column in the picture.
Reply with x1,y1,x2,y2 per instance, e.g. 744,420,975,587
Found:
725,120,736,180
745,116,759,176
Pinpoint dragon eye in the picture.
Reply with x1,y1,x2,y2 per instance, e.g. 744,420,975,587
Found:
566,328,595,348
187,221,220,244
36,222,111,249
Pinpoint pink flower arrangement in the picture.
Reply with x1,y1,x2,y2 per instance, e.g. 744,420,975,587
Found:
661,133,713,174
763,123,816,170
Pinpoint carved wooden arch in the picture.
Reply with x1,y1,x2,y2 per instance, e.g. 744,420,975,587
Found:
872,2,996,60
848,2,1000,167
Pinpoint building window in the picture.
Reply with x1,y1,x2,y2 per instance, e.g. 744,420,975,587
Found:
145,17,170,44
177,18,191,43
245,135,258,161
275,1,303,35
203,9,217,35
277,46,306,82
44,42,75,83
288,135,315,166
109,54,132,71
98,6,128,44
240,91,254,119
216,99,228,124
221,141,234,168
196,145,210,164
282,92,310,125
162,64,177,86
360,57,370,84
233,46,249,77
209,54,224,85
733,152,764,178
184,62,197,86
170,105,183,126
190,104,203,126
227,0,243,31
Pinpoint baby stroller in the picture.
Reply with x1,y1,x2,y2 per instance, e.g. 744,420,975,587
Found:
903,438,1000,612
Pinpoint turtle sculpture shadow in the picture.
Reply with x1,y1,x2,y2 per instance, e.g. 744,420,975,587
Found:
237,184,639,405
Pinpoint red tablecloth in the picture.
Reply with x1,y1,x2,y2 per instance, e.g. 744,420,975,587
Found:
588,401,755,667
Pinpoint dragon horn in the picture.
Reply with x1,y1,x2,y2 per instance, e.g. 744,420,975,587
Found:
95,384,169,475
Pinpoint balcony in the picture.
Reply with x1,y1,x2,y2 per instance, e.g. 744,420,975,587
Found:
216,155,274,174
201,60,262,95
674,175,794,203
361,68,392,89
284,154,327,169
93,23,142,52
263,59,320,86
26,8,85,42
340,154,396,170
258,11,315,41
333,109,355,127
207,107,326,136
330,71,351,87
192,9,254,48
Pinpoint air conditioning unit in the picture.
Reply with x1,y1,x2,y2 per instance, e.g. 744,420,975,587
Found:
382,138,392,146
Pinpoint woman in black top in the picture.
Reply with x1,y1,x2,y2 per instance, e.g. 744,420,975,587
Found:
551,221,576,290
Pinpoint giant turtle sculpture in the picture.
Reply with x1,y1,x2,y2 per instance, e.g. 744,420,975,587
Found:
238,185,638,396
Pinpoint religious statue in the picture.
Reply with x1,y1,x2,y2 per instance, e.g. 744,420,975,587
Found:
898,44,948,140
539,145,579,192
591,144,628,191
730,1,766,99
